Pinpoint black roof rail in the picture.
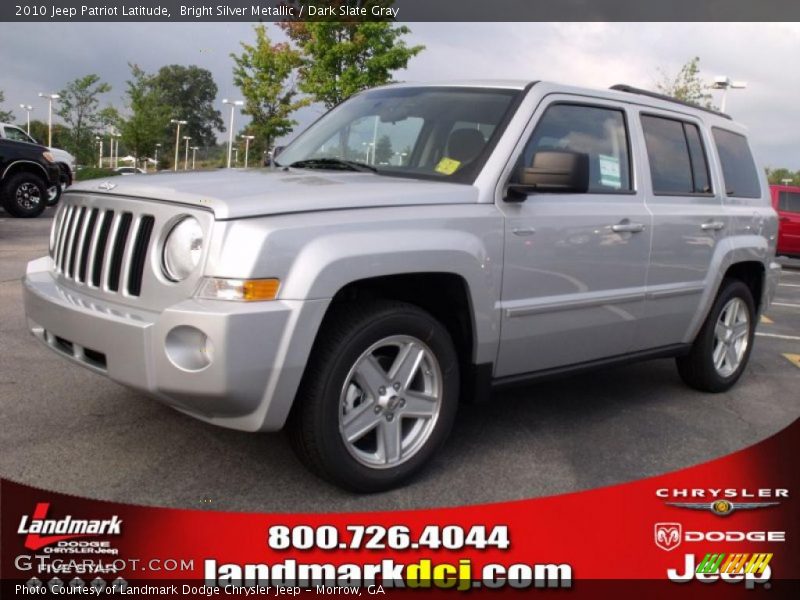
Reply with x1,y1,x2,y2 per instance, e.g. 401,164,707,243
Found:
609,84,732,120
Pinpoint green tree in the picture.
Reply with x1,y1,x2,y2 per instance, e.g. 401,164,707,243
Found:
28,120,70,148
0,90,14,122
374,134,393,164
56,74,112,164
280,19,424,108
656,57,715,109
232,24,309,155
119,64,171,162
151,65,224,146
766,167,800,186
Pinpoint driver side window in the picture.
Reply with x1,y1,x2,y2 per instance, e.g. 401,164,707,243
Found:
5,127,33,143
522,103,632,193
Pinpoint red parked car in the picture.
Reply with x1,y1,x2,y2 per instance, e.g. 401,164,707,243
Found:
771,184,800,258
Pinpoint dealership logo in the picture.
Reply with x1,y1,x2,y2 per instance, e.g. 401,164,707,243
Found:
666,499,780,516
17,503,122,551
655,523,682,551
667,554,772,588
654,524,785,551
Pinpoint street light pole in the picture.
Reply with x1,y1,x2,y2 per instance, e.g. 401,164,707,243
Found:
183,135,191,170
242,135,255,168
96,136,103,168
111,132,121,169
170,119,187,172
38,92,60,147
712,76,747,112
191,146,199,170
19,104,34,135
222,99,243,168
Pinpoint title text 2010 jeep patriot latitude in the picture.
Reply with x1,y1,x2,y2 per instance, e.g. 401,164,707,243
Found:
23,81,780,491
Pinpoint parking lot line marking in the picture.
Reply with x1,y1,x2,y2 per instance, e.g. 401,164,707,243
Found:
756,332,800,341
778,283,800,288
783,354,800,369
773,302,800,309
760,315,774,324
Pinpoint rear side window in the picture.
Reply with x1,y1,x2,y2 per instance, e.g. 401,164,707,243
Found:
712,128,761,198
778,191,800,213
523,104,632,193
641,115,711,195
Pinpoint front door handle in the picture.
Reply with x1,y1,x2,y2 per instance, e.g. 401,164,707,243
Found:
611,221,645,233
701,220,725,231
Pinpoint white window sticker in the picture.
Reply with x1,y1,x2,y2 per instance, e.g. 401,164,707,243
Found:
599,154,622,189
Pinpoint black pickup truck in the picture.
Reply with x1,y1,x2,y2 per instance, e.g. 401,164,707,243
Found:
1,138,61,217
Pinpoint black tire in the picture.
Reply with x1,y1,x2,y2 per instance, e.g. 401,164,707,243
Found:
289,300,460,492
46,174,68,207
2,171,48,218
676,279,756,393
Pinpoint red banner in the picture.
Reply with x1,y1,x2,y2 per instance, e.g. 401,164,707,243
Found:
2,419,798,598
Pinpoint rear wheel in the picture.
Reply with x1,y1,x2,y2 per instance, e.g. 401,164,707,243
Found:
289,300,459,492
2,172,48,218
676,279,756,392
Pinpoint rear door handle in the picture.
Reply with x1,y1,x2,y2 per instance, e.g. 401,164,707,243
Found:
611,221,645,233
701,220,725,231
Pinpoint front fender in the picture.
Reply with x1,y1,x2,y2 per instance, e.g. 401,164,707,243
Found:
206,207,504,365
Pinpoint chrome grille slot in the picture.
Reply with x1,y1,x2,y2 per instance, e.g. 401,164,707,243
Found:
107,212,133,292
67,207,87,278
91,210,114,287
55,205,75,271
77,208,99,283
128,215,155,297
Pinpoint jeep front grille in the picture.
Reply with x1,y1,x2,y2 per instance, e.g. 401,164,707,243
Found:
53,204,155,297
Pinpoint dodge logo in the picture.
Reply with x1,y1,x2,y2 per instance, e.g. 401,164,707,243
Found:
655,522,682,551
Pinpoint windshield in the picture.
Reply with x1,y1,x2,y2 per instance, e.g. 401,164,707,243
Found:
276,86,522,183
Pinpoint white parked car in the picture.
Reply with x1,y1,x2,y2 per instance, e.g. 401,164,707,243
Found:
114,166,145,175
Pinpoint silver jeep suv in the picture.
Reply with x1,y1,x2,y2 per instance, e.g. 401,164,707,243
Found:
23,81,781,491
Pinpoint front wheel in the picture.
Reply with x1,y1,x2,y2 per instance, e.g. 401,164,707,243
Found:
2,172,47,218
289,301,460,492
676,279,756,392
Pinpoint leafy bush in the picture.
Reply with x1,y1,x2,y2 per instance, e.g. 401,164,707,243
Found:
75,168,121,182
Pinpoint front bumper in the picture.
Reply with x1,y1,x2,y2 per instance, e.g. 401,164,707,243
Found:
23,257,329,432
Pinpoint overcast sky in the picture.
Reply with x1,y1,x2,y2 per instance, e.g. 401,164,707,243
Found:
1,22,798,168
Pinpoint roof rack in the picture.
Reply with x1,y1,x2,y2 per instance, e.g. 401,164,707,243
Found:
610,84,732,120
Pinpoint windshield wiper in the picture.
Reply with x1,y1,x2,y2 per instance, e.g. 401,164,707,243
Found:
287,158,378,173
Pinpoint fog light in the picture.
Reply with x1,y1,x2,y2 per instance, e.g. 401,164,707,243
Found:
165,326,213,371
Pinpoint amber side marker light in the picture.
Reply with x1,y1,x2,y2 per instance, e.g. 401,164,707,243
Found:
198,278,280,301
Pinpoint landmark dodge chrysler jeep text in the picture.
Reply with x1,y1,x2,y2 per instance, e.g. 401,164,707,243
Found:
23,81,780,491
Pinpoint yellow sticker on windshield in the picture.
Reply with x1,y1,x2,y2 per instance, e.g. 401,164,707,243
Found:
435,157,461,175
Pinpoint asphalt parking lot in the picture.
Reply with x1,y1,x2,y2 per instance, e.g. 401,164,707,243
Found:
1,208,799,512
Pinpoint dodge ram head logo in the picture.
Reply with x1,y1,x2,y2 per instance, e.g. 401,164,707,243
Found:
655,523,682,551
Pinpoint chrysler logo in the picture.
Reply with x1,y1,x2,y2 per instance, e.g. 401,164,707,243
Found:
97,181,117,191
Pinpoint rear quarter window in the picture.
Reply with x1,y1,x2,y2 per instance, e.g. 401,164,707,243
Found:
712,128,761,198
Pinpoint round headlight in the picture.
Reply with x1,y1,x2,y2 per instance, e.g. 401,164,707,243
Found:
162,217,203,281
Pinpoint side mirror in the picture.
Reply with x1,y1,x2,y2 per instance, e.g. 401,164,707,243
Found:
508,150,590,198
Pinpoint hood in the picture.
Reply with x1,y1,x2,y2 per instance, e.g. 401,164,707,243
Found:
49,147,76,168
67,168,478,219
